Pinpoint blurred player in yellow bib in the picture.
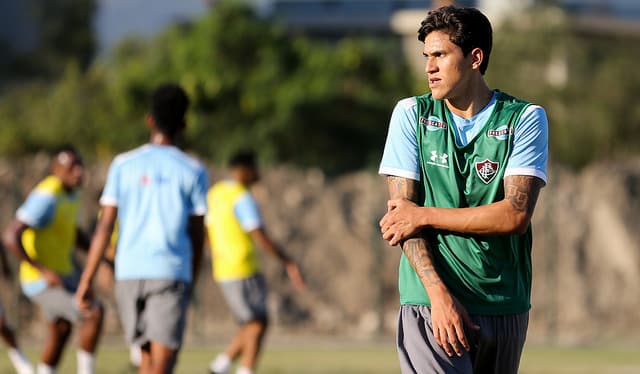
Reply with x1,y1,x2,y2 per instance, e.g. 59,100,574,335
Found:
3,146,104,374
206,150,305,374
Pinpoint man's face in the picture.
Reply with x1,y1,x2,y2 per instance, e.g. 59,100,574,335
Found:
244,166,260,186
54,151,84,190
423,30,475,101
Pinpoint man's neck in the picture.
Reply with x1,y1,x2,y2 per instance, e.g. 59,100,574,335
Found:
445,79,493,119
230,176,251,189
149,131,174,146
52,175,75,194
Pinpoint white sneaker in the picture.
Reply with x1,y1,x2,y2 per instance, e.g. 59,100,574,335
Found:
209,354,231,374
236,367,253,374
129,344,142,367
15,362,34,374
7,349,34,374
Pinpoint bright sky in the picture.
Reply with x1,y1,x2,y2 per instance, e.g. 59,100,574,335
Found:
94,0,208,52
93,0,639,53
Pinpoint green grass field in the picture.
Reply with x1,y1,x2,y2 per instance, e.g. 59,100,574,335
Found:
1,344,639,373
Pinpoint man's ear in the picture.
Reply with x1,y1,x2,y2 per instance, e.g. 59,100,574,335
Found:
470,47,484,71
145,113,155,130
50,160,60,175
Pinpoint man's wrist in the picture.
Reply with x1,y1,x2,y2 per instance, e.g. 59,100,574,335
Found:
425,282,450,301
79,270,96,287
419,206,432,228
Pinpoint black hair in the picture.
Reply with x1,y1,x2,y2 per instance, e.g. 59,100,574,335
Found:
150,83,190,137
418,6,493,74
228,149,257,168
51,144,79,156
51,144,82,165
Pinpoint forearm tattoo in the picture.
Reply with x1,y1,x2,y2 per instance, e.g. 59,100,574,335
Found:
504,175,544,213
386,176,442,289
403,238,442,287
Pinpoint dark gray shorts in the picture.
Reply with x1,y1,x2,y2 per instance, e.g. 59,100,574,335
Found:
115,279,192,350
30,274,82,322
219,274,268,324
397,305,529,374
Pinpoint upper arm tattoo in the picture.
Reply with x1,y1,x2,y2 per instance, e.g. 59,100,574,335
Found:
504,175,545,214
387,175,417,200
386,176,442,289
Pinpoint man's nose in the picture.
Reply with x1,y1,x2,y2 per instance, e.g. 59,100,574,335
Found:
425,58,437,73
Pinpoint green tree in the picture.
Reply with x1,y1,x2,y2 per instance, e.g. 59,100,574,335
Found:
88,1,413,174
487,6,640,168
0,1,413,175
4,2,637,172
2,0,96,78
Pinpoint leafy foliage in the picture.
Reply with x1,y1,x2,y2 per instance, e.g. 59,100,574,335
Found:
1,1,412,175
0,3,639,172
486,6,640,168
2,0,96,78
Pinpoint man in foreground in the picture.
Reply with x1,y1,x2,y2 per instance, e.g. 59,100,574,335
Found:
75,83,208,374
378,6,548,373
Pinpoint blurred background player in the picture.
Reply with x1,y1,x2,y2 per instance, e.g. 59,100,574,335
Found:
0,246,33,374
207,150,305,374
2,146,104,374
75,83,208,374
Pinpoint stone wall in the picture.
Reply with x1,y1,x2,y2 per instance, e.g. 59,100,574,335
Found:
1,156,639,344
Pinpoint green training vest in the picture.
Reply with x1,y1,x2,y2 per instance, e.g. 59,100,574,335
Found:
398,91,533,315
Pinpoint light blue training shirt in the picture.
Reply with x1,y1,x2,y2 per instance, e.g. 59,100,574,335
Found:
234,190,263,232
17,191,59,229
16,186,79,296
16,180,53,296
101,144,209,282
379,91,548,183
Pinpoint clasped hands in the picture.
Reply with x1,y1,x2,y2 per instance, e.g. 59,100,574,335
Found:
379,198,424,246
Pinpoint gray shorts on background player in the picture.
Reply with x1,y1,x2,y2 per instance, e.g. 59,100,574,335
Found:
32,286,83,322
219,274,268,323
115,279,191,349
397,305,528,374
31,274,83,322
